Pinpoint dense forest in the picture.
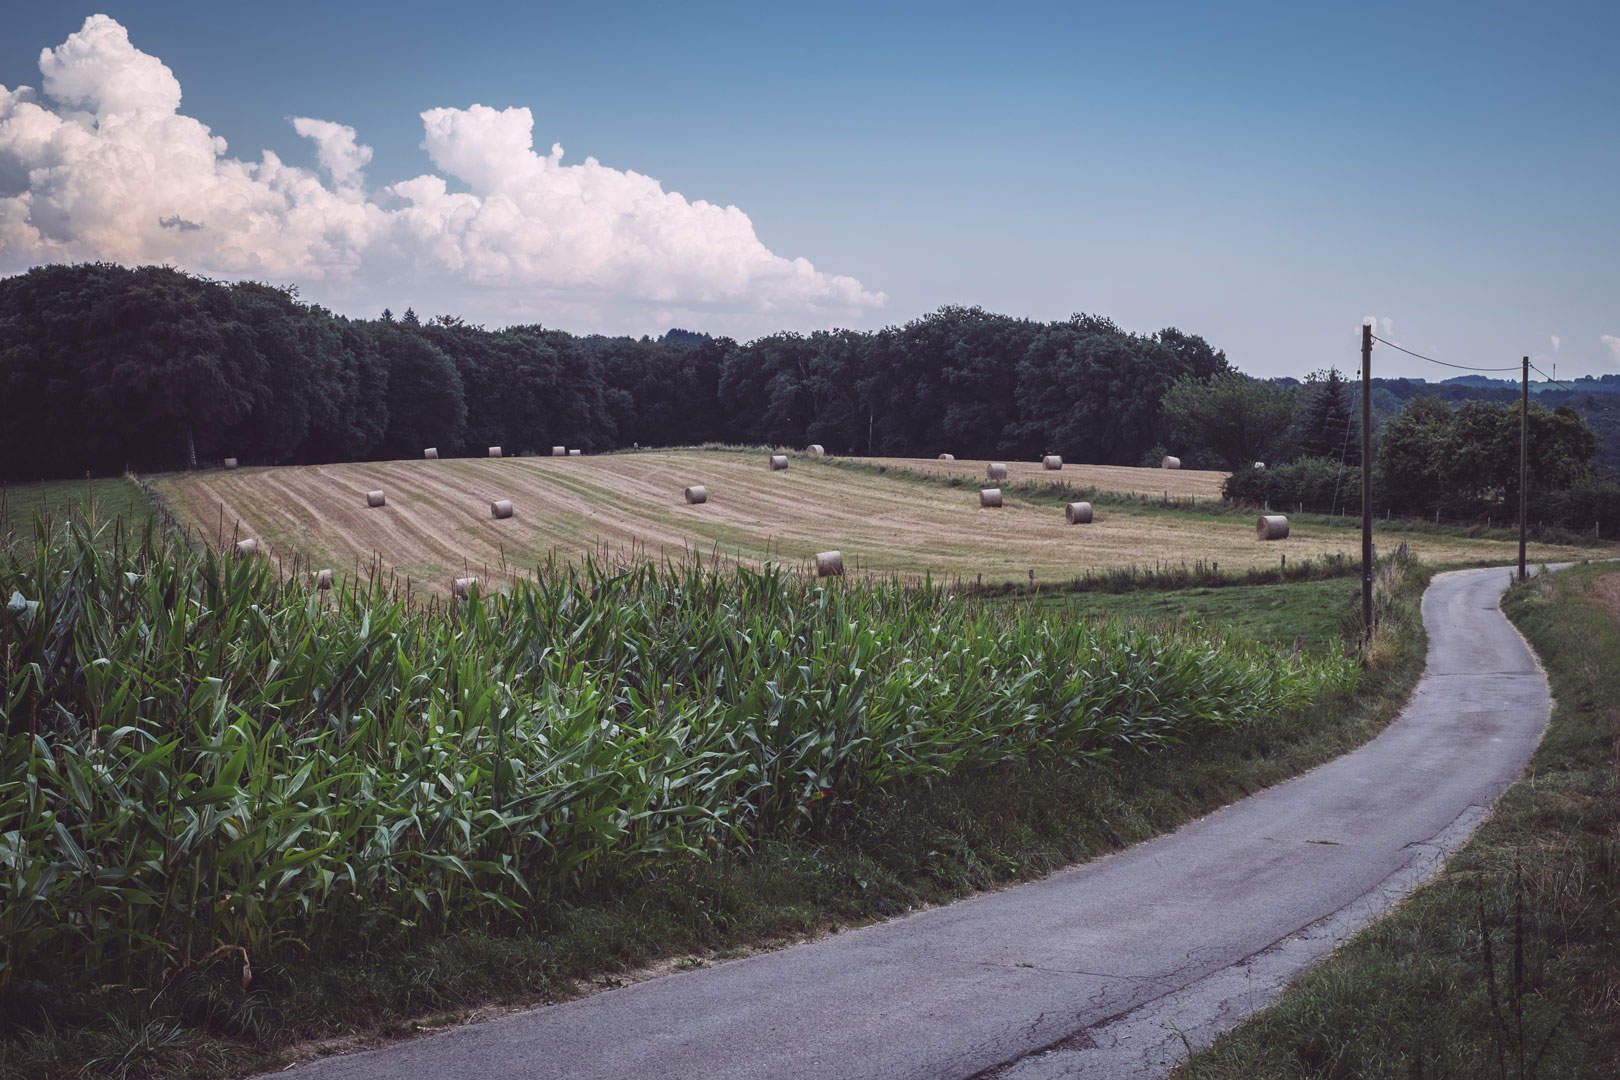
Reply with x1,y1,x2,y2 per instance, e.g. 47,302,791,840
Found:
0,264,1226,480
1,262,1616,533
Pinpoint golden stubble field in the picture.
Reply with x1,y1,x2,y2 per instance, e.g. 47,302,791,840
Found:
848,456,1230,499
151,450,1587,593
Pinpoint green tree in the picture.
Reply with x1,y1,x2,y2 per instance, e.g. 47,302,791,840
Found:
0,263,269,476
425,320,537,454
1298,367,1360,464
1155,327,1230,381
1161,371,1299,469
864,306,1040,458
225,282,389,464
1012,318,1210,465
1373,396,1452,515
1375,396,1600,519
501,326,616,452
367,322,467,459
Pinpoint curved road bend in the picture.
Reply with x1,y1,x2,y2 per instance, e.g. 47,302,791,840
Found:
266,565,1551,1080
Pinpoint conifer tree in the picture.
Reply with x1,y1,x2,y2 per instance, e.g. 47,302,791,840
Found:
1299,366,1360,463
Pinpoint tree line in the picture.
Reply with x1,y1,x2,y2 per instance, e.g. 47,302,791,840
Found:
0,264,1228,480
2,262,1614,536
1172,369,1620,533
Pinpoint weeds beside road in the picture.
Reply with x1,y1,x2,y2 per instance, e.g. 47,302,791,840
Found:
1177,562,1620,1078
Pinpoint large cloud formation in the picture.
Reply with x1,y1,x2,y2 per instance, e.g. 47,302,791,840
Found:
0,15,884,331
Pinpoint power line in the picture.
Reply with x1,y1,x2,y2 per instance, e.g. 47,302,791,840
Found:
1531,362,1614,400
1364,333,1620,417
1369,334,1521,373
1529,363,1620,416
1530,362,1586,394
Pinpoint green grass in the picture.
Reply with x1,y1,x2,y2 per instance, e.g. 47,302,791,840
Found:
0,522,1437,1080
0,477,154,552
1013,577,1360,656
1175,562,1620,1079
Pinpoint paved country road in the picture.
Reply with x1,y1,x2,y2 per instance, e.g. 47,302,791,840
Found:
264,565,1551,1080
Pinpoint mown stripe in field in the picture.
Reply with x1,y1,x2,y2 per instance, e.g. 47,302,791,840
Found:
152,450,1586,594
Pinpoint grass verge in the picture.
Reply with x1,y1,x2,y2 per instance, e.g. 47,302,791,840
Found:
0,477,154,553
1173,562,1620,1079
1009,577,1363,657
0,548,1432,1080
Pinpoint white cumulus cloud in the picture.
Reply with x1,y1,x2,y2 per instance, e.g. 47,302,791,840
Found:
1361,315,1396,345
290,117,372,195
1602,335,1620,367
1550,335,1560,352
0,15,884,332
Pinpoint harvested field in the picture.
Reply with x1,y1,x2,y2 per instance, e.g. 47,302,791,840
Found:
151,450,1586,593
850,456,1229,498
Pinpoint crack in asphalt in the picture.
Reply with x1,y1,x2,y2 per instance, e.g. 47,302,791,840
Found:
1424,669,1541,677
940,956,1160,981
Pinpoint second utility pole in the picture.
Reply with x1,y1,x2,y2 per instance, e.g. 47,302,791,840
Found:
1519,355,1528,582
1361,323,1373,641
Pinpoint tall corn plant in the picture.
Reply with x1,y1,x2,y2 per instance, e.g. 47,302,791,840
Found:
1,521,1356,993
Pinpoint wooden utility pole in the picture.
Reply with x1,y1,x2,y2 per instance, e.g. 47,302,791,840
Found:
1519,355,1529,582
1361,323,1373,640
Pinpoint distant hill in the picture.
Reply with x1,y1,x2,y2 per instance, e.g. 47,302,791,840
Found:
1369,375,1620,475
1436,373,1620,394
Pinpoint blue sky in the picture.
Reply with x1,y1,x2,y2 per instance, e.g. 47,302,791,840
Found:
1,1,1616,379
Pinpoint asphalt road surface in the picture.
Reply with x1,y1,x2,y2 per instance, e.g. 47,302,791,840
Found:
265,565,1550,1080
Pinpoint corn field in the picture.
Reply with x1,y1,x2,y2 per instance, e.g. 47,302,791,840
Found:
0,522,1357,993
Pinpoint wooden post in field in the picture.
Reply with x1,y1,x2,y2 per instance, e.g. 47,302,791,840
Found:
1361,323,1373,641
1519,355,1528,582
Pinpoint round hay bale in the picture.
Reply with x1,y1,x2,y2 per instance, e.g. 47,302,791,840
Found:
1065,501,1093,524
1256,514,1290,541
980,488,1003,508
488,446,502,458
1162,456,1181,469
1253,461,1265,470
770,454,789,471
491,499,514,519
684,485,708,504
366,490,386,508
807,444,825,457
423,447,438,459
987,462,1008,481
234,539,257,558
452,576,477,598
568,448,582,456
552,446,566,457
223,457,238,470
938,453,955,461
1043,455,1063,470
315,569,333,591
815,550,844,577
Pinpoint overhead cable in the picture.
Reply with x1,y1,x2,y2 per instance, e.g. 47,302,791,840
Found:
1369,334,1521,373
